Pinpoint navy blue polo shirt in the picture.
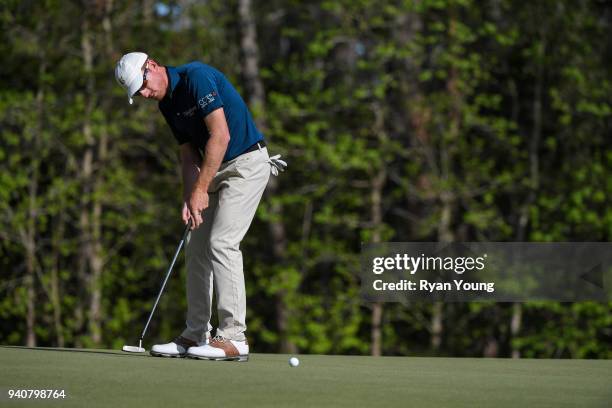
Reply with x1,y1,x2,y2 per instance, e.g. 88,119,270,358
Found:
159,62,264,161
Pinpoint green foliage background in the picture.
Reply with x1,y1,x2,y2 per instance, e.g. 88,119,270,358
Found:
0,0,610,358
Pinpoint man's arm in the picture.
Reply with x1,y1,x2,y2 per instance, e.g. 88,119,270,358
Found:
193,108,230,195
187,108,230,228
180,143,202,202
180,143,202,225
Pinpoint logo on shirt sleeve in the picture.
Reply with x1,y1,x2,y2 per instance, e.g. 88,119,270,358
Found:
198,91,217,110
181,106,198,117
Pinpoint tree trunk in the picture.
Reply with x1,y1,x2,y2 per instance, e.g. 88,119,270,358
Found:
368,91,389,356
371,302,383,357
50,213,65,347
25,240,36,347
432,193,452,353
142,0,153,24
25,114,42,346
238,0,265,117
24,139,39,347
79,10,103,345
22,48,49,347
429,13,465,353
370,169,386,357
237,0,295,353
512,33,545,359
510,302,522,358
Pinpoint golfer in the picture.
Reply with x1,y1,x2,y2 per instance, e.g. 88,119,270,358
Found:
115,52,285,361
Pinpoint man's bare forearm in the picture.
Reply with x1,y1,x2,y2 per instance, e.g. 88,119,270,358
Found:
192,108,231,195
192,133,228,194
181,145,202,201
182,163,200,202
185,108,231,229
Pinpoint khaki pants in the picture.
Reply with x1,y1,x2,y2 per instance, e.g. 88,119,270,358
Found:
181,146,270,342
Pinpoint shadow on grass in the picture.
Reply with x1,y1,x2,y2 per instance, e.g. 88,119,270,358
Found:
0,345,148,358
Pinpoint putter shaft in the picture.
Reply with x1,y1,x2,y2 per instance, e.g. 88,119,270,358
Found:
138,221,192,343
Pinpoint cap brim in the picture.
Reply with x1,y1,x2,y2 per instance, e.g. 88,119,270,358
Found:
127,76,144,105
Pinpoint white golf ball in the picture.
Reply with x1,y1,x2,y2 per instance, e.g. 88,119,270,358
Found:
289,357,300,367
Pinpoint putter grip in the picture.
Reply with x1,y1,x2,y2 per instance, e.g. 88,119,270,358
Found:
182,219,192,240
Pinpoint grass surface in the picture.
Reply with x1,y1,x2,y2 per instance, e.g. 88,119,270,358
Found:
0,346,610,407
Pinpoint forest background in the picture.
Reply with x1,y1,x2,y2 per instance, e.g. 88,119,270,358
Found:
1,0,611,358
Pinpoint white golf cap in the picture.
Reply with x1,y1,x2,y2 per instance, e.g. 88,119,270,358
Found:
115,52,148,105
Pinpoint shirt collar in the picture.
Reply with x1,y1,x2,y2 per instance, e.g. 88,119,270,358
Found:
165,66,180,100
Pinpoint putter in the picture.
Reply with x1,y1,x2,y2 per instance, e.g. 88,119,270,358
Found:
122,220,192,353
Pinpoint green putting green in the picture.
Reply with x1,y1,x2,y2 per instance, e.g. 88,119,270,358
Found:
1,346,610,407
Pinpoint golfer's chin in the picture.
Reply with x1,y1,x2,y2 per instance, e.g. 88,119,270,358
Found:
147,93,163,101
143,91,165,101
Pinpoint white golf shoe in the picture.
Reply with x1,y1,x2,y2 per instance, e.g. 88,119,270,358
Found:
150,335,209,358
187,336,249,362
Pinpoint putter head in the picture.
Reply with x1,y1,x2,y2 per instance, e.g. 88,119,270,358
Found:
122,345,146,353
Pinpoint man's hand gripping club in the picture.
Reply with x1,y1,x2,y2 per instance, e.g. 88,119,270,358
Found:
181,108,230,230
